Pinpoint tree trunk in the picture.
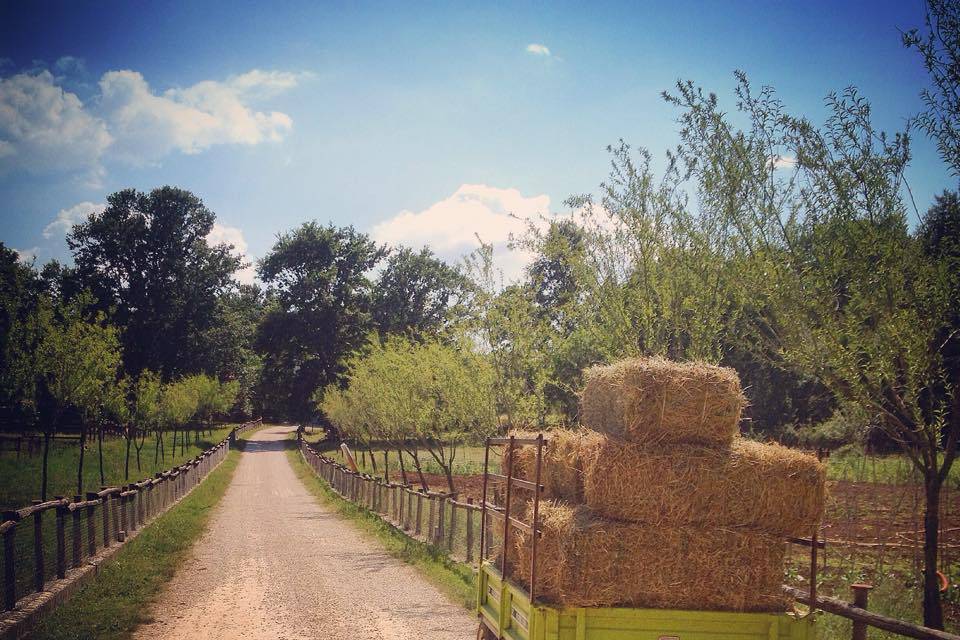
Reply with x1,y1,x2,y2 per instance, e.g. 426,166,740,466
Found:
76,421,87,496
368,445,378,473
134,431,145,472
41,431,51,501
383,450,389,482
409,449,429,491
154,431,161,464
124,427,132,481
97,425,105,485
396,448,409,486
172,429,178,458
922,473,944,629
443,466,456,495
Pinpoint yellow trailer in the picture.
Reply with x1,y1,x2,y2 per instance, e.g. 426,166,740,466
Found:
478,562,814,640
477,435,818,640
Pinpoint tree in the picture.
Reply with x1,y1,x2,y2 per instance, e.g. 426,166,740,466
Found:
132,371,162,474
371,246,467,338
0,243,45,427
903,0,960,177
158,378,199,460
205,285,264,418
322,336,496,494
68,187,242,379
35,297,122,499
256,222,386,419
664,73,956,629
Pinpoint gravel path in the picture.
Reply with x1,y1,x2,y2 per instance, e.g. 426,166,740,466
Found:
132,425,476,640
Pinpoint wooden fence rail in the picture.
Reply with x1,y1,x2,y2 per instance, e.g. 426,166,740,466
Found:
0,418,261,615
298,436,960,640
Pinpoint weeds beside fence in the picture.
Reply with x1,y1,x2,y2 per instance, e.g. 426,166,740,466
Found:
299,437,489,564
1,418,261,616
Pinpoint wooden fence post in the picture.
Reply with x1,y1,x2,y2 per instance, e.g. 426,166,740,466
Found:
118,492,127,540
55,499,66,579
437,499,445,545
71,496,82,568
415,491,423,535
466,499,475,563
85,494,97,557
101,489,110,548
447,500,456,552
2,521,15,611
31,503,43,593
851,583,872,640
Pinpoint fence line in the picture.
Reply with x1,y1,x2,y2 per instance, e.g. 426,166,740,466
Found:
1,418,262,616
298,436,960,640
299,437,485,564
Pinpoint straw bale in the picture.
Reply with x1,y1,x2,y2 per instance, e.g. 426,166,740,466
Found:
512,502,788,612
499,429,604,502
581,357,744,445
583,437,826,537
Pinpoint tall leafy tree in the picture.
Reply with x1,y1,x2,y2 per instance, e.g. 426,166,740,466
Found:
371,246,467,338
68,187,242,378
256,222,385,419
0,243,45,426
36,297,122,499
665,73,956,629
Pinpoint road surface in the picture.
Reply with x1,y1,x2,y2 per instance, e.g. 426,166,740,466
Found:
132,425,476,640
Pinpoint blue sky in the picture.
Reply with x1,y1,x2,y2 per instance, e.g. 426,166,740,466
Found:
0,0,953,282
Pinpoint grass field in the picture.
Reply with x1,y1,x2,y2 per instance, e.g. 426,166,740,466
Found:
0,426,235,510
27,449,240,640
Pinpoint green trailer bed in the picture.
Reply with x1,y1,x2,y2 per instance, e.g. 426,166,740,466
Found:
478,563,815,640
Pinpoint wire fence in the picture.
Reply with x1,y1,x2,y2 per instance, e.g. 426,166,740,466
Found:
0,418,261,615
298,437,493,564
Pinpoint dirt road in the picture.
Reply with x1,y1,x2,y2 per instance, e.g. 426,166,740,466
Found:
132,425,476,640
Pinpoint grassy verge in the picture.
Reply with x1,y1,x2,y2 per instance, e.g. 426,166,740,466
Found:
28,449,241,640
0,426,235,509
285,446,477,610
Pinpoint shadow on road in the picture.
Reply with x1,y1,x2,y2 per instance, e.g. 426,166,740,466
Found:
236,438,296,453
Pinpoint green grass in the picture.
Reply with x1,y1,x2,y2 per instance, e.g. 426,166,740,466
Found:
316,442,489,478
28,449,240,640
0,426,235,510
825,447,960,487
286,444,477,610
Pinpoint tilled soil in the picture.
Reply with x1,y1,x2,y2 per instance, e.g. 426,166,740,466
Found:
131,426,476,640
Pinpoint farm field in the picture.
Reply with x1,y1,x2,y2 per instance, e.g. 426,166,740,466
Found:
0,426,234,510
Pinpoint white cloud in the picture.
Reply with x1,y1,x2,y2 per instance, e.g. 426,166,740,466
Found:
207,222,256,285
0,70,113,174
372,184,551,282
767,154,797,170
525,43,552,56
43,201,105,238
13,247,40,263
0,65,301,175
99,69,294,164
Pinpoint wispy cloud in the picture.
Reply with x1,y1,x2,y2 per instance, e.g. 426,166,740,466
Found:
371,184,552,282
525,43,552,57
43,201,105,238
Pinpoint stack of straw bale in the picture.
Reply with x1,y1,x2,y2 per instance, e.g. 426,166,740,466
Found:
500,356,826,612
